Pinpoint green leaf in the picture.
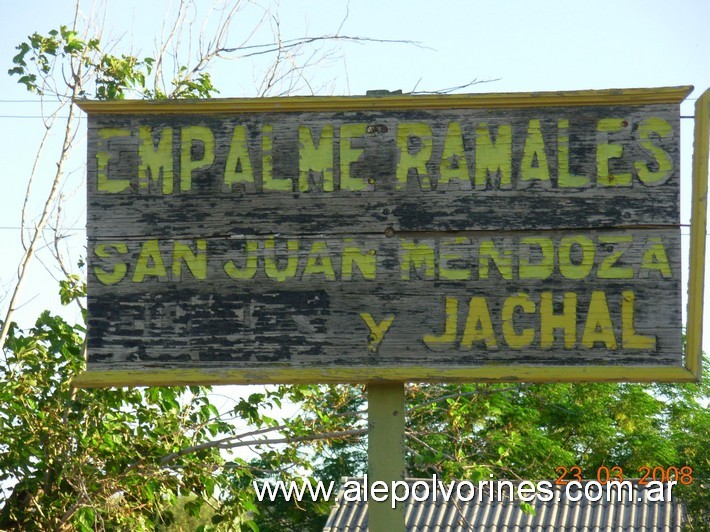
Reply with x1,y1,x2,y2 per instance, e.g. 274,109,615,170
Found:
183,498,202,517
75,507,96,531
519,502,536,515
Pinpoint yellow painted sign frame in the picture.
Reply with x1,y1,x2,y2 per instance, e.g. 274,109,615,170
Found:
73,86,706,387
686,88,710,381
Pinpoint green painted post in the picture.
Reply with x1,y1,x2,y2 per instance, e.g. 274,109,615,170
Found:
368,382,407,531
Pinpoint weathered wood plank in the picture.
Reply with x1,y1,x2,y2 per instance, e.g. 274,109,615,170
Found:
87,192,680,238
87,228,681,368
80,89,689,384
85,104,681,237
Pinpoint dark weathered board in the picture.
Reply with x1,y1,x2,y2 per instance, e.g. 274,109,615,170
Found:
78,88,692,385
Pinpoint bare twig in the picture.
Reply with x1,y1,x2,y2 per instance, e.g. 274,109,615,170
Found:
160,427,367,466
1,90,82,356
410,78,501,95
223,34,428,58
154,0,189,96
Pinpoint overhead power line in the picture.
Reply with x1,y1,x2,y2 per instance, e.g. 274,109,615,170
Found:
0,115,73,119
0,115,701,120
0,96,704,104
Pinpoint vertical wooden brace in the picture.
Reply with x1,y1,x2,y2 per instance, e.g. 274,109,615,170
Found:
687,89,710,379
368,382,407,531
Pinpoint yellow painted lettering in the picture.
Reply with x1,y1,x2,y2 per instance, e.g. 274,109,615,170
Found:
340,123,369,191
581,291,617,349
640,237,672,277
94,242,129,285
519,237,554,279
262,124,291,192
461,297,497,348
172,240,207,280
400,240,435,280
439,122,470,189
557,119,589,187
299,125,334,192
396,122,432,191
540,292,577,348
138,126,173,194
475,123,512,189
180,126,214,192
224,125,255,190
422,296,458,347
133,240,167,283
361,313,395,352
264,238,299,282
622,290,656,349
478,240,513,280
558,235,595,279
635,117,673,185
521,119,550,182
597,118,631,186
598,236,633,279
97,128,131,193
303,241,336,280
342,239,377,280
440,237,471,280
224,241,258,280
502,293,536,349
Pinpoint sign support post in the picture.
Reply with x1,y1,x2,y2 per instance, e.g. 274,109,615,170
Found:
368,381,407,531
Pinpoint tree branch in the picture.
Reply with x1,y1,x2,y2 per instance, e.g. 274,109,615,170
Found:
160,428,367,466
222,34,428,58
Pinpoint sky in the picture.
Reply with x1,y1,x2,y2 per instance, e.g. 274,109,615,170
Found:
1,0,709,374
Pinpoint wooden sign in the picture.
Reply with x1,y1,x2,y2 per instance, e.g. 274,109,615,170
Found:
74,86,705,387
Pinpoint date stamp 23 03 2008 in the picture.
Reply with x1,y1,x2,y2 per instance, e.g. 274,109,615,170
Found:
554,465,694,486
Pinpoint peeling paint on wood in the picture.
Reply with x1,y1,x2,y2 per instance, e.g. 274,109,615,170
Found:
76,88,696,386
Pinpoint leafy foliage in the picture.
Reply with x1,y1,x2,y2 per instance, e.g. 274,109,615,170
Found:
403,380,709,483
0,283,255,529
250,378,708,530
0,288,366,529
8,26,99,95
9,24,217,100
